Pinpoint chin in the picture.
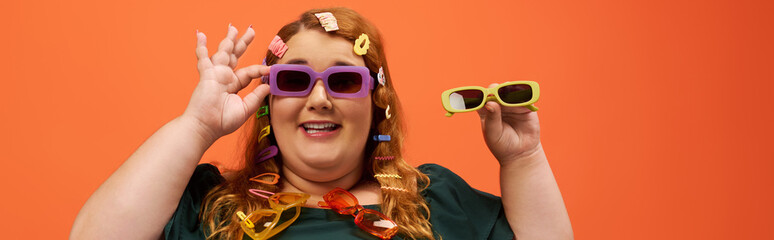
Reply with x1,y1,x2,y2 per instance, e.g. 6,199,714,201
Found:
301,156,341,169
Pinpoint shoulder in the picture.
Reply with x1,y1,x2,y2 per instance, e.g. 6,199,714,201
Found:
163,164,224,240
417,163,462,181
415,163,513,239
416,163,499,202
186,163,224,195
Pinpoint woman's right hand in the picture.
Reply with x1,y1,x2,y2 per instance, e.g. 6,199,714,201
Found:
184,24,271,141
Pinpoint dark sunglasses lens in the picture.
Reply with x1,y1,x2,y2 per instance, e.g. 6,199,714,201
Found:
277,70,311,92
498,84,533,104
328,72,363,93
448,89,484,110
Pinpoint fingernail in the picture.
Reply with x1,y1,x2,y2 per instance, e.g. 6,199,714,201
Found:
485,106,494,112
248,24,253,29
228,23,232,29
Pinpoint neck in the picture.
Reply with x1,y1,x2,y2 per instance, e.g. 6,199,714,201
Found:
279,162,370,207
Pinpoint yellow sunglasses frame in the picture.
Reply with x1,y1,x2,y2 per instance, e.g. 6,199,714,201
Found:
238,192,310,240
441,81,540,117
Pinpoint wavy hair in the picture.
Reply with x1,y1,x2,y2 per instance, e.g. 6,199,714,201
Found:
200,7,434,240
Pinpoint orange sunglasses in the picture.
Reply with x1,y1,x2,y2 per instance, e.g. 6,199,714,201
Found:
318,187,399,239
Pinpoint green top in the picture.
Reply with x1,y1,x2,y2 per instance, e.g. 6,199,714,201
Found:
164,164,514,240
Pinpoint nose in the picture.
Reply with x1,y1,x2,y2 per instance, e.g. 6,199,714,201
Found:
306,79,332,111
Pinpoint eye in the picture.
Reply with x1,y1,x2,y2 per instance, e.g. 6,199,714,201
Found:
328,72,362,93
277,70,311,91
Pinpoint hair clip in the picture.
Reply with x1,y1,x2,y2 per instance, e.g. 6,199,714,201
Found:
375,174,402,179
249,172,279,185
385,105,392,119
258,125,271,141
377,67,386,86
381,186,409,192
372,134,391,142
374,156,395,161
256,105,269,118
248,189,276,199
353,33,370,56
268,35,288,58
255,145,278,163
314,12,339,32
236,211,255,228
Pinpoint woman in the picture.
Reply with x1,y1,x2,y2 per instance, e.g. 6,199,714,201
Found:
71,7,572,240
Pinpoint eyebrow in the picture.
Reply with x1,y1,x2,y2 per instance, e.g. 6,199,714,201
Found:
284,58,355,66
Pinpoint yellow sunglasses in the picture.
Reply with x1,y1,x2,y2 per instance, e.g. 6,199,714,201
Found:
441,81,540,117
237,192,310,240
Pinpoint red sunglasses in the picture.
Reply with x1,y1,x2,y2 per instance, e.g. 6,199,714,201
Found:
318,187,399,239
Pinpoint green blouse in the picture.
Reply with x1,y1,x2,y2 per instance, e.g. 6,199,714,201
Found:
164,164,514,240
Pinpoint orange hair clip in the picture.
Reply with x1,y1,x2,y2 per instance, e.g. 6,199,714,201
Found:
250,172,280,185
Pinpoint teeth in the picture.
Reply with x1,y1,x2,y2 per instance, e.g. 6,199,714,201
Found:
306,129,329,134
303,123,336,129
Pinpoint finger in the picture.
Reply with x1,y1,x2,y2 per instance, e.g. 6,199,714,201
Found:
212,25,238,66
195,32,212,72
243,84,271,116
501,105,534,114
229,54,238,69
477,101,503,139
234,26,255,58
476,82,500,118
234,65,271,90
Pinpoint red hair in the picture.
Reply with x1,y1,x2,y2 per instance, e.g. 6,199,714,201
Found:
201,7,435,240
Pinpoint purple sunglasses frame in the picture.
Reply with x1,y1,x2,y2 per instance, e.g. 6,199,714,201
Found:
263,64,375,98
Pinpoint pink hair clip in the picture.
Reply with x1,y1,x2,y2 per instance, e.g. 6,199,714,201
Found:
374,156,395,161
314,12,339,32
268,35,288,58
249,189,275,199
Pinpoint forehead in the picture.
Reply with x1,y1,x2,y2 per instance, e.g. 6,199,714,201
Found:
278,29,365,70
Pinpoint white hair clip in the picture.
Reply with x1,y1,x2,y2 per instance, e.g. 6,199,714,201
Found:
314,12,339,32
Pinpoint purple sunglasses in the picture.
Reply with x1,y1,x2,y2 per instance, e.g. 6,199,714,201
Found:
263,64,375,98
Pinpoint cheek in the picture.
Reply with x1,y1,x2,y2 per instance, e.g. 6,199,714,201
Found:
269,98,303,129
344,100,373,129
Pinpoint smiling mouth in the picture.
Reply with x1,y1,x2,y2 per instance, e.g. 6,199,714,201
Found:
301,122,341,134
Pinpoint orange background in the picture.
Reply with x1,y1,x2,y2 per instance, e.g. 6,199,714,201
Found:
1,0,773,239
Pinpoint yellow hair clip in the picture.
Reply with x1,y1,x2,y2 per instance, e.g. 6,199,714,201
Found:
236,211,255,228
353,33,370,56
385,105,392,119
259,125,271,142
380,186,409,192
374,173,402,179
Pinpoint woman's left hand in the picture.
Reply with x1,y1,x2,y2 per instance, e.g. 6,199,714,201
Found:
476,83,543,165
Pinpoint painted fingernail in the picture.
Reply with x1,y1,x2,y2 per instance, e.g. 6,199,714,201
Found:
485,106,494,112
248,24,253,29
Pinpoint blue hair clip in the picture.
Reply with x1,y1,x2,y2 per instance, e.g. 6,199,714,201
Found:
372,135,391,142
